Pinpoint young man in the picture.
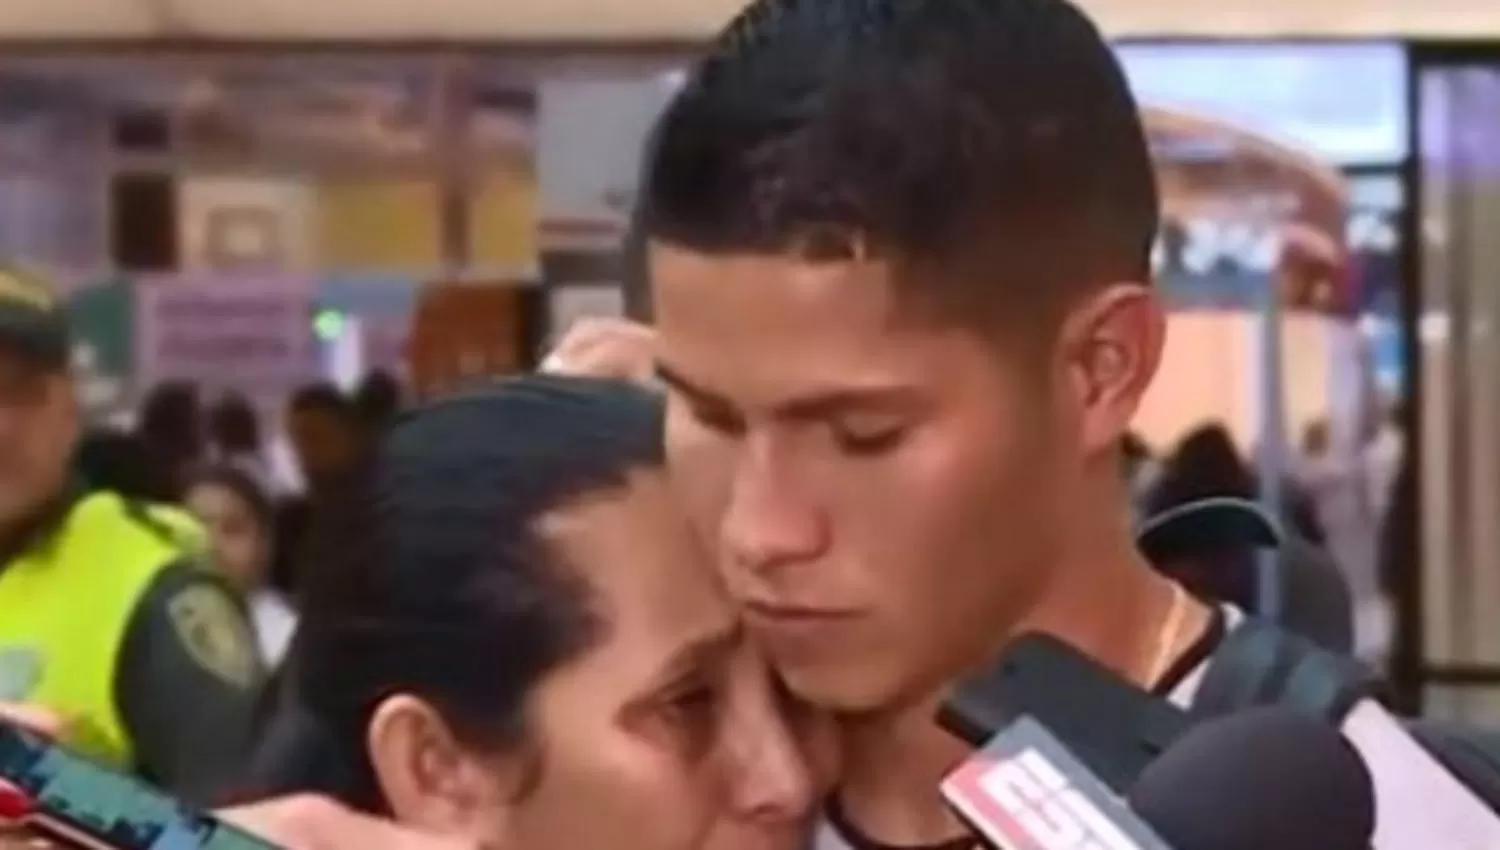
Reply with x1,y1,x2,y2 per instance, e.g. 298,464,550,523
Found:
633,1,1497,848
640,1,1203,846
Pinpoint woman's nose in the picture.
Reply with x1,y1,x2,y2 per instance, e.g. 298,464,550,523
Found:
724,727,817,828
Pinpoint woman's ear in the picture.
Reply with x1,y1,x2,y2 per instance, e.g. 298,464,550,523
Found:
366,694,531,842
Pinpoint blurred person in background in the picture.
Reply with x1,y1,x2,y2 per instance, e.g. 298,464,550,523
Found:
353,369,403,434
1145,422,1326,611
1367,398,1405,524
207,392,274,493
74,426,179,503
136,380,206,500
271,384,368,600
186,465,295,667
284,383,366,500
0,268,261,803
1295,397,1397,661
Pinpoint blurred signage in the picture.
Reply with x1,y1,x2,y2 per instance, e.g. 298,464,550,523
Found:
316,274,421,383
1157,203,1399,314
1119,42,1408,166
408,281,532,400
1154,206,1397,278
134,278,319,407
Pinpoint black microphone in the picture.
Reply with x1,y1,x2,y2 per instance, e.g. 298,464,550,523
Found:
938,632,1194,793
938,708,1376,850
1129,706,1375,850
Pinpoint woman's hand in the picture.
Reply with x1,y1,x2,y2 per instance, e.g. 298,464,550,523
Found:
541,318,657,385
0,702,64,739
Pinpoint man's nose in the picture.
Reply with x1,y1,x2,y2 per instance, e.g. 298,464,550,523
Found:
720,448,827,573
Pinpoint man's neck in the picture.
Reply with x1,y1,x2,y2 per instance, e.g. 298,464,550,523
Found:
832,524,1208,847
836,694,972,847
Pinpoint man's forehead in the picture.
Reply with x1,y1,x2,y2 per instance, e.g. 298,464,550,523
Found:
650,242,903,313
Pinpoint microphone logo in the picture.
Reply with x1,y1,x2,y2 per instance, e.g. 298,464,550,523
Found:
940,717,1167,850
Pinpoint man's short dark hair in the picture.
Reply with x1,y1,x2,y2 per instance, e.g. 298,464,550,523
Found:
642,0,1159,330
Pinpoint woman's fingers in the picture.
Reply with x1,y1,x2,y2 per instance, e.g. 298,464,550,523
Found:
541,318,657,385
0,703,65,740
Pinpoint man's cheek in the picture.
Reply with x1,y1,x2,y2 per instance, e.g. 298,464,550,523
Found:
666,432,735,538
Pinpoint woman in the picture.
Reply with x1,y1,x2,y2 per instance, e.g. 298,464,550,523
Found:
184,466,297,666
242,375,820,850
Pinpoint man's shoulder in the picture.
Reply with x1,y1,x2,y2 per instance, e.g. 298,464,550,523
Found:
126,563,264,692
63,491,204,559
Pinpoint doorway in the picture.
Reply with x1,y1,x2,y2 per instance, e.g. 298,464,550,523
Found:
1406,46,1500,722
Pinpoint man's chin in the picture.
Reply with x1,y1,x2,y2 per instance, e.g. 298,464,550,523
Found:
774,662,895,715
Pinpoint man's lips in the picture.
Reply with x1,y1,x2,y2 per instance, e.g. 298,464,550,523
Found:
742,600,859,623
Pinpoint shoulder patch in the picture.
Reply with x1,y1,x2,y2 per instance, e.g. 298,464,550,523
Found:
165,583,261,690
0,645,44,701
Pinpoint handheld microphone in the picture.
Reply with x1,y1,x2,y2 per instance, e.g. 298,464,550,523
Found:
940,714,1172,850
1129,706,1375,850
938,632,1193,793
939,708,1376,850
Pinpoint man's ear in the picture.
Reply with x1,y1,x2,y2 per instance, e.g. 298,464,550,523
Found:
1056,282,1164,457
366,694,530,841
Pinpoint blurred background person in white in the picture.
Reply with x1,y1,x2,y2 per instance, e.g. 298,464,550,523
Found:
186,465,296,667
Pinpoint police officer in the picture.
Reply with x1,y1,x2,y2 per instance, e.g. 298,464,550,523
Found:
0,268,262,803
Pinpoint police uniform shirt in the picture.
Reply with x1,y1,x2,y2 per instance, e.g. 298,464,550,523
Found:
0,486,264,805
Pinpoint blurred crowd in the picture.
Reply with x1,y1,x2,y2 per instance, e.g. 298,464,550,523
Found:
76,371,405,667
1126,404,1407,661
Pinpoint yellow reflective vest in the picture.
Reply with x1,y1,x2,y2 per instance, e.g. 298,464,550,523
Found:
0,490,204,768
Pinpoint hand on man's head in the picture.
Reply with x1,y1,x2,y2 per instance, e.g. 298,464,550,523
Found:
540,318,657,386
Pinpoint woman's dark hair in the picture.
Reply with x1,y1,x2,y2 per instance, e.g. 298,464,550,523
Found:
187,463,274,536
208,393,262,456
242,375,666,811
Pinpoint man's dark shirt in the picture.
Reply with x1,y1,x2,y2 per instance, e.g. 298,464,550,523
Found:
1,485,263,804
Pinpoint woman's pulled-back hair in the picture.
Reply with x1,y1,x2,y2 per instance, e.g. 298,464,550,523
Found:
241,375,666,811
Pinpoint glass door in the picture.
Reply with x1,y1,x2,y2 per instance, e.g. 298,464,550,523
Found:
1410,49,1500,722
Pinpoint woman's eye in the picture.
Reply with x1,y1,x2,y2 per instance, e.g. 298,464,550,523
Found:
659,682,723,759
665,684,718,719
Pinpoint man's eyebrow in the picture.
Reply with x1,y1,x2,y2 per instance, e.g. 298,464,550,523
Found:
654,360,917,421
